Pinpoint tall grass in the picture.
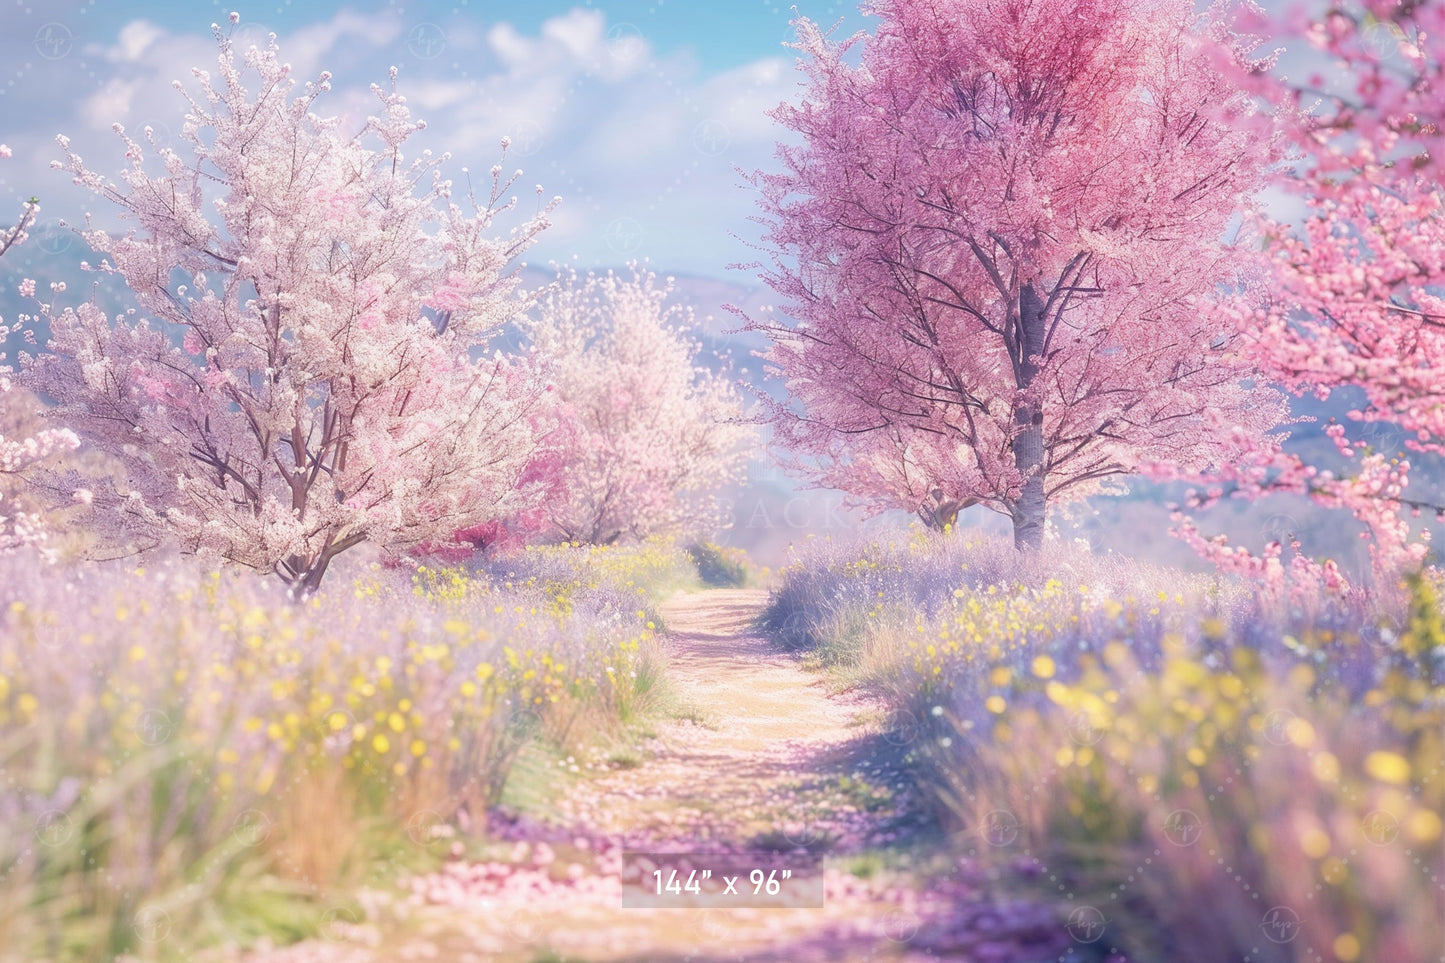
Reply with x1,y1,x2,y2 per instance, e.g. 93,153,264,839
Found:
763,531,1445,963
684,541,753,588
475,536,703,613
0,545,673,962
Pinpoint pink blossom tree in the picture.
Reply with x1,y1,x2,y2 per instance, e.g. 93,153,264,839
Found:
517,267,752,545
1171,0,1443,588
743,0,1287,551
18,25,558,595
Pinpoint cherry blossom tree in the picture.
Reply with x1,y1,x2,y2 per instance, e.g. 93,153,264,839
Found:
1170,0,1442,588
743,0,1286,552
517,267,751,545
18,24,558,595
1,145,82,553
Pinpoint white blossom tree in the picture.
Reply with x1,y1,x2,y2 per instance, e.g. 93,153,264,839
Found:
518,267,752,545
20,24,559,594
2,145,82,554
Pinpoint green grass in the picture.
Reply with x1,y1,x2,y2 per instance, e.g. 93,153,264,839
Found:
685,542,752,588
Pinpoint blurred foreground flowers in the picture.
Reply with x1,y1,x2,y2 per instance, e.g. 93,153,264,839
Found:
0,543,678,961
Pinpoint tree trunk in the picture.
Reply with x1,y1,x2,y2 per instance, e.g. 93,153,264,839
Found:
918,491,978,531
284,555,331,602
1011,284,1047,553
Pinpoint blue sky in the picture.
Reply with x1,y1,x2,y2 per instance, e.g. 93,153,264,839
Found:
0,0,876,279
0,1,1315,281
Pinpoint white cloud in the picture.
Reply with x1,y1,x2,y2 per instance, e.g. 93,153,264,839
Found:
281,10,403,79
77,10,405,137
420,10,798,274
8,5,801,278
83,79,144,128
704,58,793,140
540,8,605,62
486,9,650,84
110,20,164,63
400,79,473,113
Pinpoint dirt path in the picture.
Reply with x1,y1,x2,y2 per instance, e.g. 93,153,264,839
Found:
552,589,916,850
242,590,1065,963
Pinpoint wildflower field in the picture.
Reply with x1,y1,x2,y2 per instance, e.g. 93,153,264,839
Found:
2,0,1444,960
763,533,1445,962
0,542,689,960
5,531,1439,963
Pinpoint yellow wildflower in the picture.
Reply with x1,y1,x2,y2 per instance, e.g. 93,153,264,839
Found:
1364,750,1411,784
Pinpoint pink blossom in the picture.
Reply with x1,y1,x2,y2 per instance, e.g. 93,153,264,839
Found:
133,372,171,402
429,275,472,313
1176,1,1445,593
744,0,1284,551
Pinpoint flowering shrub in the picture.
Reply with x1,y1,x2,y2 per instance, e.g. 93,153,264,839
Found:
765,533,1444,962
0,546,667,960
